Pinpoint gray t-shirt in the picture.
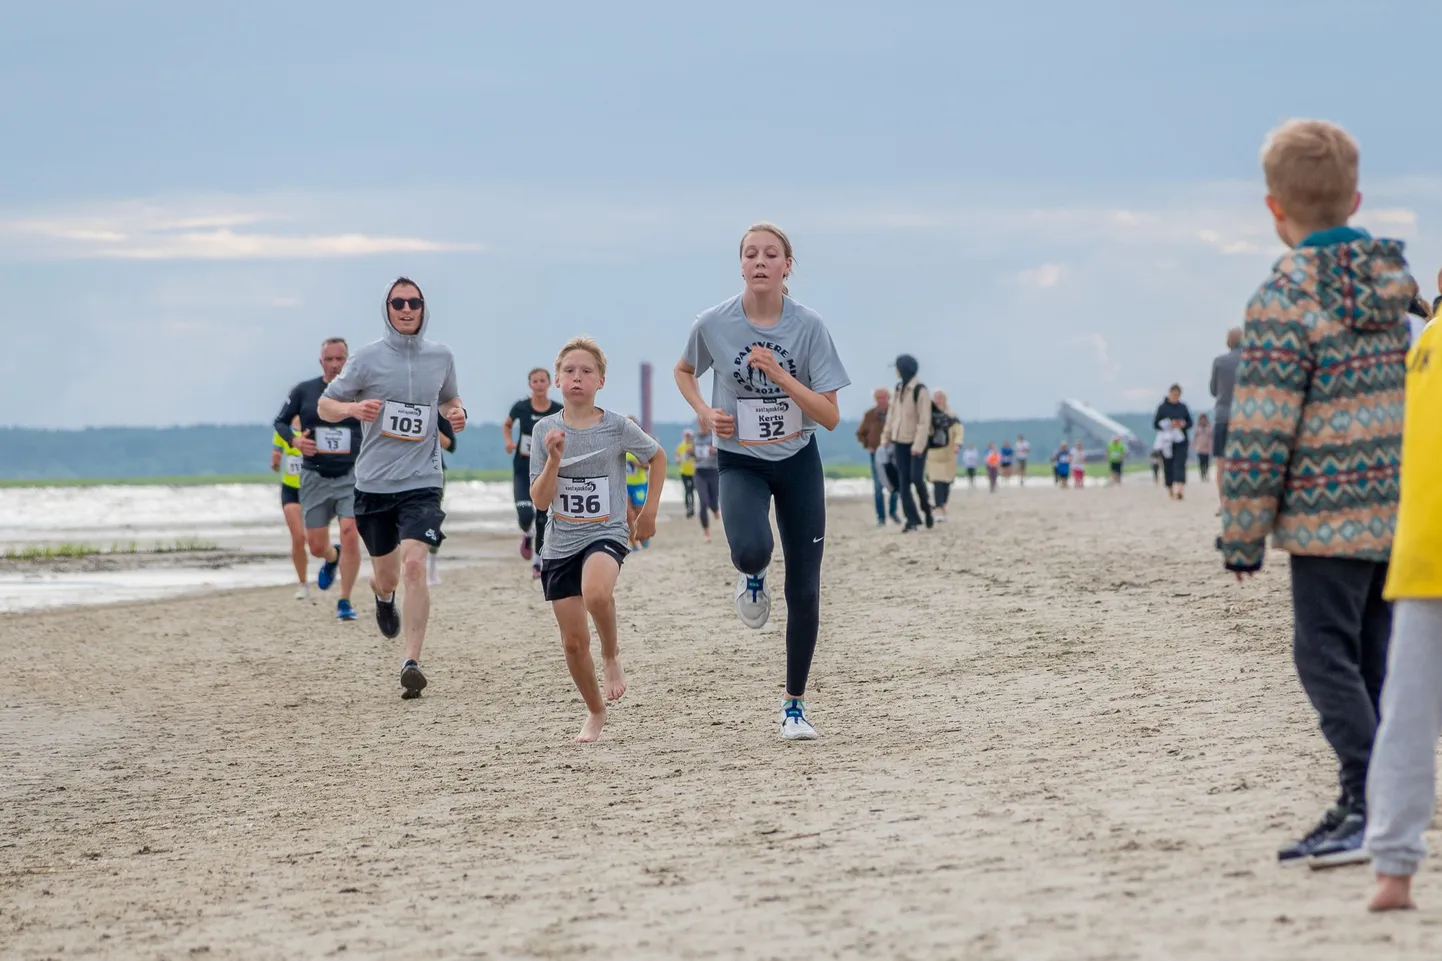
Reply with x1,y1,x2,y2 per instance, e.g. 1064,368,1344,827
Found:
681,294,851,461
529,409,661,560
1210,348,1241,423
692,431,718,470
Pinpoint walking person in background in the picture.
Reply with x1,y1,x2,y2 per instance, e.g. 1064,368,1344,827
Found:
1210,327,1243,501
1195,412,1213,481
857,387,897,527
882,354,933,531
1155,384,1193,500
925,390,962,521
962,444,979,488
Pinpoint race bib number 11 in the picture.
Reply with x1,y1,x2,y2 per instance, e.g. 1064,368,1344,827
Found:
380,401,432,442
736,398,802,446
553,476,610,523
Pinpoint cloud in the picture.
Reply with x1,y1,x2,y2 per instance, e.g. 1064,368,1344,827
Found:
1016,263,1064,288
0,199,483,261
1074,332,1120,383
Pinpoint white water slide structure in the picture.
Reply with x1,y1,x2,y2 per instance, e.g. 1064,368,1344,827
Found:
1058,398,1149,460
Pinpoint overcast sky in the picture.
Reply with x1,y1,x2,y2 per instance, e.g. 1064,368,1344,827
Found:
4,0,1441,429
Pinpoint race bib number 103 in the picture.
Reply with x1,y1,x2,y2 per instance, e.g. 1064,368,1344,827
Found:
380,401,432,442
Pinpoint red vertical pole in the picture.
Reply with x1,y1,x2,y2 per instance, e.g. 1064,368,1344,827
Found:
640,362,653,435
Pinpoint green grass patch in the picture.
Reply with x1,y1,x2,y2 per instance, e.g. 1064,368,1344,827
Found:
1,538,219,560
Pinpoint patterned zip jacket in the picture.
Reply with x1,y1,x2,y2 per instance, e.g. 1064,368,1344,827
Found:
1219,231,1415,571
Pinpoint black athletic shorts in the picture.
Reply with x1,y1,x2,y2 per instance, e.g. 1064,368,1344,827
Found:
281,484,300,507
354,487,445,558
540,539,627,602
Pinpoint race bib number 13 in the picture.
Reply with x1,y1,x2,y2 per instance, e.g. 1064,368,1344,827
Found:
519,434,533,456
380,401,432,442
553,476,610,523
736,398,802,446
314,426,351,454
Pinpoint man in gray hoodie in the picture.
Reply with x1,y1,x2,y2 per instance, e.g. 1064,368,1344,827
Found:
319,277,466,699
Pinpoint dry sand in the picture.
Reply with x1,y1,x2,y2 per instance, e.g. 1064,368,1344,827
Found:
4,481,1441,960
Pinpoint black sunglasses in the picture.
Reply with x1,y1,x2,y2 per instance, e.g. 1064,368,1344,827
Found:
389,297,424,311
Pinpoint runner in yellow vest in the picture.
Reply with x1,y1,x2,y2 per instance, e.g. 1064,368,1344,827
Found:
625,429,651,549
675,429,697,519
270,424,309,599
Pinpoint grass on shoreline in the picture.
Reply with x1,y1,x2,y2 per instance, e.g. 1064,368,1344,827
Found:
1,538,219,560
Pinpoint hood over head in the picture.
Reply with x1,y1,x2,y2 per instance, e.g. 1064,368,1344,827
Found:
1276,234,1416,334
383,276,429,345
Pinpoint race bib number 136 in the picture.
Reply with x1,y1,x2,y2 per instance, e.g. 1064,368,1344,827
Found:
553,476,610,523
380,401,432,442
736,398,802,446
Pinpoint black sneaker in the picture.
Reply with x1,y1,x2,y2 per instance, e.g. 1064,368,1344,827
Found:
924,510,935,529
1277,803,1349,866
375,593,401,639
400,659,427,700
1308,811,1370,869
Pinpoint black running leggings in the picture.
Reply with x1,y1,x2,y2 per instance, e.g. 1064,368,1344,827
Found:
718,436,825,697
694,467,720,531
891,441,931,525
682,474,696,514
513,459,548,554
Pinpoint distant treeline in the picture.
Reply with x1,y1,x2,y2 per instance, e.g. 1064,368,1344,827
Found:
0,414,1161,480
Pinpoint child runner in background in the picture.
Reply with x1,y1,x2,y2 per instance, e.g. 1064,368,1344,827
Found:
623,418,652,550
676,429,697,518
1151,431,1167,485
531,337,664,743
1054,443,1072,488
693,428,720,542
985,444,1001,493
1015,435,1031,485
1195,412,1213,480
999,440,1014,483
1071,442,1086,488
1108,436,1127,486
962,444,979,488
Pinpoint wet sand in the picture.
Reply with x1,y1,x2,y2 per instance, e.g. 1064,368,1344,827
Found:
4,483,1439,960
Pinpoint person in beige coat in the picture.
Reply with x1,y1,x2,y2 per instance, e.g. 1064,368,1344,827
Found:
881,353,933,531
924,390,963,520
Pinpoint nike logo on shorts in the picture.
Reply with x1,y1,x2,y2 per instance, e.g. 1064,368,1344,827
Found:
813,536,824,543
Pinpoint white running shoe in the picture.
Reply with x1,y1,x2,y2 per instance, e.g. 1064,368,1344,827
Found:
734,569,771,629
426,552,441,587
780,699,819,740
294,584,310,601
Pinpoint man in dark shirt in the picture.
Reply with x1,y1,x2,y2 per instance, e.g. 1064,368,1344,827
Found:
502,367,563,578
274,338,365,620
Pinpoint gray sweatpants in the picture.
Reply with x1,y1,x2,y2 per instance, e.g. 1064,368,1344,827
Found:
1365,599,1442,877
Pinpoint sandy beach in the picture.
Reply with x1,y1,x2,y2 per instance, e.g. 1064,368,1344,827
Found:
4,481,1439,960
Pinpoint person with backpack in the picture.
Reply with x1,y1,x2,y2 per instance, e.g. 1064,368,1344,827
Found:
882,353,934,531
924,389,963,521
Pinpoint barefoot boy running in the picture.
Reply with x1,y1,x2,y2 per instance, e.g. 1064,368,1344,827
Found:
530,338,664,743
1220,119,1414,867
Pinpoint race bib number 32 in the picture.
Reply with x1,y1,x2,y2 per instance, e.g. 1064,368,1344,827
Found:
553,476,610,523
736,398,802,446
380,401,432,442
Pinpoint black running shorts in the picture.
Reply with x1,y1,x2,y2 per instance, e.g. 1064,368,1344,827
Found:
354,487,446,558
540,539,627,602
281,484,300,507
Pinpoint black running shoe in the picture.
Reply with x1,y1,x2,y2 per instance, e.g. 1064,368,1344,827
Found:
400,659,427,700
375,593,401,639
1277,803,1350,866
1308,811,1369,869
924,510,935,530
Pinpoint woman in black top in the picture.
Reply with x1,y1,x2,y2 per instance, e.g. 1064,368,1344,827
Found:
1153,383,1193,500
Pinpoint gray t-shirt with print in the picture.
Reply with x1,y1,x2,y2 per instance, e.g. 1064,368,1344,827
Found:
529,408,661,561
681,294,851,462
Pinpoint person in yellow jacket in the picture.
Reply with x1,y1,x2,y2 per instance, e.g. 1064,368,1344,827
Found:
1365,312,1442,911
270,422,309,599
675,429,697,519
923,390,963,520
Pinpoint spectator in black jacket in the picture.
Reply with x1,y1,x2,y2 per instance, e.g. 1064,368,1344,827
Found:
1154,384,1193,500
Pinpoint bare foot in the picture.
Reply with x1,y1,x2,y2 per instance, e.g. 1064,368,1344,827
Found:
575,709,606,743
603,658,628,702
1369,875,1417,912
